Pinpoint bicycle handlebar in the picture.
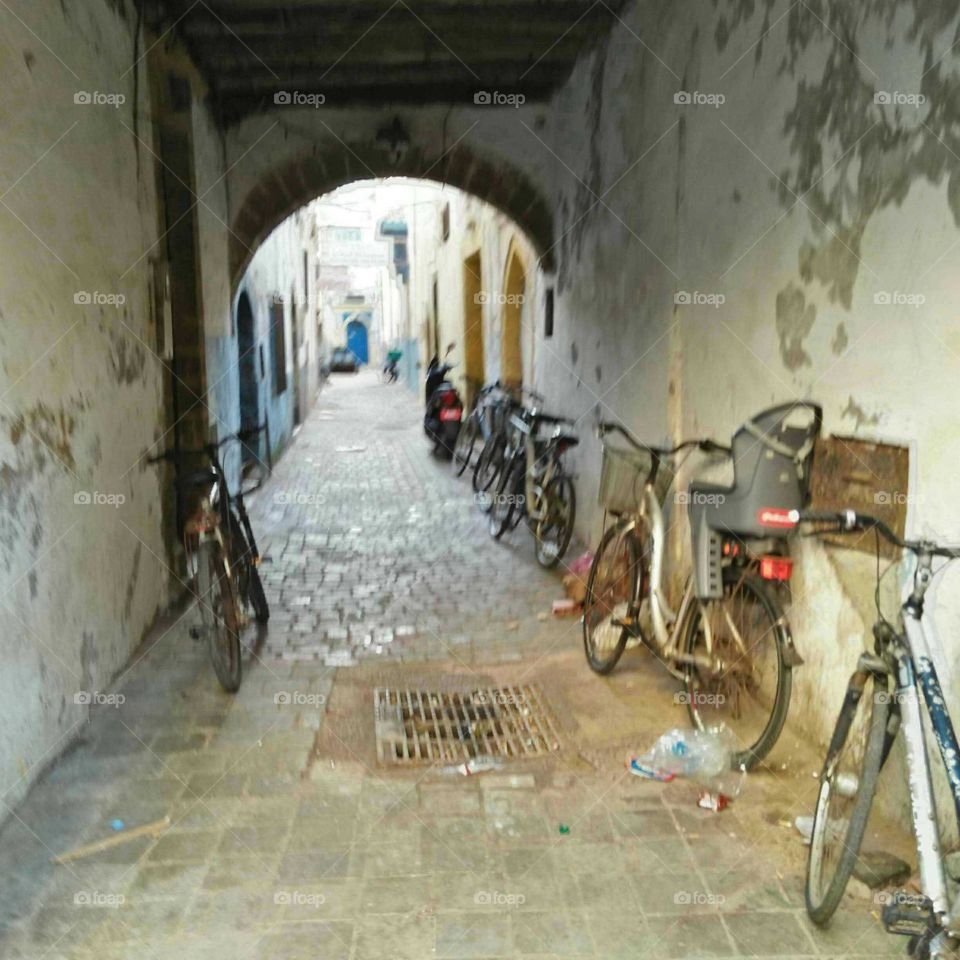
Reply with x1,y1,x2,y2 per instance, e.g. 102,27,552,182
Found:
597,421,731,458
147,424,268,465
796,510,960,559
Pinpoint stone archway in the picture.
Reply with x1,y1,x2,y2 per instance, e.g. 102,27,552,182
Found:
228,134,555,292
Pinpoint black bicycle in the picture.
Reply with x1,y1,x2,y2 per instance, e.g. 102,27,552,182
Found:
489,407,578,568
452,380,506,477
472,387,540,512
149,426,270,691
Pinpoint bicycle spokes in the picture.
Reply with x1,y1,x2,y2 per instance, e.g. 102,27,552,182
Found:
684,577,786,764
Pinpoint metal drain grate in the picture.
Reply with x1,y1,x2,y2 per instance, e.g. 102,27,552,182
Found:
373,685,561,765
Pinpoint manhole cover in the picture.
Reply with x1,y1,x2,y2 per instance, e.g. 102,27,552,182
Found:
373,685,560,765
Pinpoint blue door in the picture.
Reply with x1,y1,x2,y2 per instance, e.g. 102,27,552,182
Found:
346,320,368,364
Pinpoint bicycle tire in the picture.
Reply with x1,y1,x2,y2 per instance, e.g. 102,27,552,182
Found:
228,513,269,623
535,473,576,568
247,564,269,623
196,541,242,692
681,572,792,770
473,437,505,512
582,522,641,674
453,414,479,476
806,670,891,926
489,460,521,539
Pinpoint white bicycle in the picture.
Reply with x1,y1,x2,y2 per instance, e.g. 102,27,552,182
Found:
582,403,821,769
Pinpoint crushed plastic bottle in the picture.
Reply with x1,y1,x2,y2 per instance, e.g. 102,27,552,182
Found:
648,727,732,780
641,725,746,798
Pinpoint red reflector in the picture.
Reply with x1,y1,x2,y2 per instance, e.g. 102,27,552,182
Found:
757,508,797,528
760,555,793,581
439,391,458,407
439,407,461,422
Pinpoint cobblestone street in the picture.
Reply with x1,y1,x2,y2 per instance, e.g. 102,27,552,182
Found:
0,373,897,959
250,371,566,667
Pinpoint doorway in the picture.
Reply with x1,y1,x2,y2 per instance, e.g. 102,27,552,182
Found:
462,252,484,410
347,319,369,364
236,291,259,463
501,249,525,389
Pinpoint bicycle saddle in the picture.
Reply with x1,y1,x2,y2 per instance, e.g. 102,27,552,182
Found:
689,402,822,599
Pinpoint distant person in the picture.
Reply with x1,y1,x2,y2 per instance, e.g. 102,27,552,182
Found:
383,349,402,383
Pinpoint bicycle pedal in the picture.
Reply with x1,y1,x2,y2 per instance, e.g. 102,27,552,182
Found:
882,891,937,938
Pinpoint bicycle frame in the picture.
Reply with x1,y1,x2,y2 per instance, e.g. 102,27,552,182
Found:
508,413,562,524
615,482,732,676
890,556,960,947
183,441,263,585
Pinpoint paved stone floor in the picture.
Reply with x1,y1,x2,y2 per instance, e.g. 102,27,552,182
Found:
0,372,901,958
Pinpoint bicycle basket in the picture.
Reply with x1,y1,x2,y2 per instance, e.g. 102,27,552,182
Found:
599,446,654,515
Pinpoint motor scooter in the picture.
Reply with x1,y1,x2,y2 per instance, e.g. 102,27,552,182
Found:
424,345,463,458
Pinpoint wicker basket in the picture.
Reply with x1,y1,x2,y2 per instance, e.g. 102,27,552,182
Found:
599,444,674,515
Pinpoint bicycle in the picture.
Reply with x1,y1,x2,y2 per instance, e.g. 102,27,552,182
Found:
488,406,578,569
452,380,505,477
150,426,270,692
799,509,960,958
582,403,821,769
379,352,401,383
472,387,540,513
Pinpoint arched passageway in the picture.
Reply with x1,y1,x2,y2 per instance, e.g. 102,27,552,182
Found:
227,136,555,294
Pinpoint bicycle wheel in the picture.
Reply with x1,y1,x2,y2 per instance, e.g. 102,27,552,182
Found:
473,436,505,512
489,460,521,539
247,564,269,623
583,522,643,674
228,514,269,623
196,541,242,692
680,572,791,770
806,669,891,926
534,473,576,568
453,414,479,476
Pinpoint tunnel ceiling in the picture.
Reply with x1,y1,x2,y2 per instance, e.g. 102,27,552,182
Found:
145,0,628,123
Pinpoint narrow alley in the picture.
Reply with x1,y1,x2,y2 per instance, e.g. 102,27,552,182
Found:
0,373,897,959
7,0,960,957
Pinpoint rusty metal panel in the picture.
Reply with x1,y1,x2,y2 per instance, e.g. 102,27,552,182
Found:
808,436,910,558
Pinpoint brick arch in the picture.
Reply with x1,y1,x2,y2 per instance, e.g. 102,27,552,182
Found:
229,142,555,289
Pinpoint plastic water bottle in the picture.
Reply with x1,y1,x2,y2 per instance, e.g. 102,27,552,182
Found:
649,728,732,781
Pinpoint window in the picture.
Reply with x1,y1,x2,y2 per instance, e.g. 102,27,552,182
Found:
544,288,554,338
270,301,287,395
303,250,309,302
441,203,450,242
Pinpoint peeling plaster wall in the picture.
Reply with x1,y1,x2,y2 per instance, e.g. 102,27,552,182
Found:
536,2,681,547
0,0,167,807
539,0,960,833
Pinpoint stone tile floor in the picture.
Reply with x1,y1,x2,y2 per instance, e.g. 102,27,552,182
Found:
0,372,900,958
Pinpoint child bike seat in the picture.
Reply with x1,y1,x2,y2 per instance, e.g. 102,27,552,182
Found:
689,402,822,599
